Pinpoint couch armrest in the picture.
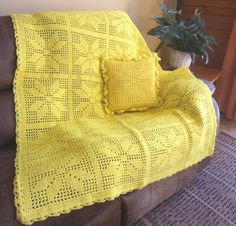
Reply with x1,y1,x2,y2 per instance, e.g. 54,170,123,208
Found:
159,67,220,129
212,97,220,132
200,81,220,132
201,79,216,95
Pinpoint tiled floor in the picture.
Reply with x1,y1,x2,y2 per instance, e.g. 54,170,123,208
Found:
220,113,236,138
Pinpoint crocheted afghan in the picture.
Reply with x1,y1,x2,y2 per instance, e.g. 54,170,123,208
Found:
12,11,216,225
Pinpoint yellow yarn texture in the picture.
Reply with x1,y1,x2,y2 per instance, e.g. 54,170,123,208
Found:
101,53,161,114
12,11,216,225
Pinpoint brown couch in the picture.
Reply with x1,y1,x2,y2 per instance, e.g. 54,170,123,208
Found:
0,16,220,226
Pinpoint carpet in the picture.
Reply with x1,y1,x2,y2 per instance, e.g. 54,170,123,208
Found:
133,132,236,226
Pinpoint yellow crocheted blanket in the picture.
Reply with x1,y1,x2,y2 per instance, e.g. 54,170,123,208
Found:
12,11,216,225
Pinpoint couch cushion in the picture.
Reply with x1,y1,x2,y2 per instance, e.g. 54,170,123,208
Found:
0,89,16,148
0,143,16,185
101,53,160,115
0,16,16,91
0,144,121,226
120,172,179,226
0,143,210,226
120,157,211,226
0,182,121,226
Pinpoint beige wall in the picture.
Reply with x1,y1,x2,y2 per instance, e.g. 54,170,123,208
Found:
164,0,177,9
0,0,169,51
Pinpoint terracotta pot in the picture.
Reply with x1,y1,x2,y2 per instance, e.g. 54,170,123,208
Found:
169,49,192,69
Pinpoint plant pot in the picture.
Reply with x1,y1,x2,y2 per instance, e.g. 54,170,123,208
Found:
169,49,192,69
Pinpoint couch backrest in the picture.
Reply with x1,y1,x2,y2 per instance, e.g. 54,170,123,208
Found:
0,16,16,148
0,12,151,146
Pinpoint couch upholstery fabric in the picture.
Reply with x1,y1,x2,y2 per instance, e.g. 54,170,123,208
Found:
0,15,214,226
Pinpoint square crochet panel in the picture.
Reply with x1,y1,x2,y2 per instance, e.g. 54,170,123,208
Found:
101,53,161,114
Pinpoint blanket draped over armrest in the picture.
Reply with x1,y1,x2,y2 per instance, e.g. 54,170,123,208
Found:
12,11,216,225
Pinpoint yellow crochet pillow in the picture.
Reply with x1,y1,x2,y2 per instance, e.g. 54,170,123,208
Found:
101,53,161,114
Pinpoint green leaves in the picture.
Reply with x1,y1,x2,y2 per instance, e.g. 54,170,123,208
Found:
147,26,163,36
153,16,170,26
147,3,217,64
160,3,182,16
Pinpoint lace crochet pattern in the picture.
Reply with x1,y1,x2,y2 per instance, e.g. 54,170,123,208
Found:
12,11,216,225
101,53,161,115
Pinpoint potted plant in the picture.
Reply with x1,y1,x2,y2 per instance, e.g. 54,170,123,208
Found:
148,3,216,68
